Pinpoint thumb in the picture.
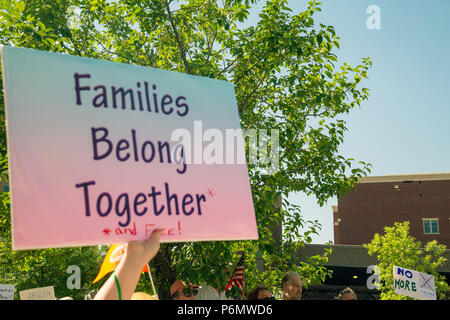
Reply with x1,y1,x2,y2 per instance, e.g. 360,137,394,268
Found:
147,228,165,243
151,228,165,238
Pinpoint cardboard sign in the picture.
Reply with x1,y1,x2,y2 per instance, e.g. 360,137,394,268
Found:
0,45,257,250
393,266,436,300
0,284,15,300
19,286,55,300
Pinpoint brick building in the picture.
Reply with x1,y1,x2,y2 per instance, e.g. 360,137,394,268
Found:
297,173,450,299
333,172,450,247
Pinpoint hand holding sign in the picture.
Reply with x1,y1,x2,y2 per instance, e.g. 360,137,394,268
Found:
125,228,165,270
94,229,164,300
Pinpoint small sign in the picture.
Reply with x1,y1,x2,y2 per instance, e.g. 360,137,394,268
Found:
19,286,55,300
0,284,15,300
393,266,436,300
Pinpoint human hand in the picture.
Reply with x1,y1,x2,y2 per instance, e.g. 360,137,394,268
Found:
124,229,165,269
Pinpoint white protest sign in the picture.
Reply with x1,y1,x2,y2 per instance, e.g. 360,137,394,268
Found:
393,266,436,300
19,286,55,300
0,45,258,250
0,284,15,300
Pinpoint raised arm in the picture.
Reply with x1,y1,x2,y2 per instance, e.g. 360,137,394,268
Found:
94,229,164,300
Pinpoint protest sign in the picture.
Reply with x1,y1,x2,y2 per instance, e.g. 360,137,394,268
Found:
0,284,15,300
0,45,258,250
19,286,55,300
393,266,436,300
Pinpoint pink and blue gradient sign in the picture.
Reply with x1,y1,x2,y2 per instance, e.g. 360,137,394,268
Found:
0,46,258,250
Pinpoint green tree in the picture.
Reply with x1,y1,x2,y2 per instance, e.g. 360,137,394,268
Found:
364,221,449,300
1,0,372,299
0,247,106,300
0,189,106,300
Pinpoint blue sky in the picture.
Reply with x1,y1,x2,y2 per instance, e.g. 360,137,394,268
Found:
247,0,450,244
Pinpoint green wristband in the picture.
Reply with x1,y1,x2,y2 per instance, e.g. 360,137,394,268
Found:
113,272,122,300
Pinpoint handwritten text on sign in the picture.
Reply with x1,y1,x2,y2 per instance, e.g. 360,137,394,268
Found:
0,284,15,300
393,266,436,300
19,286,55,300
1,46,257,249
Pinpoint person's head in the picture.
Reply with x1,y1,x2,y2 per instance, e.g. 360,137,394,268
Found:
338,287,357,300
281,271,303,300
131,292,158,300
170,280,196,300
84,289,98,300
247,285,275,300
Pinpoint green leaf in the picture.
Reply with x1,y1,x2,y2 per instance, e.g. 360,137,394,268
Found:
316,34,323,45
16,1,25,13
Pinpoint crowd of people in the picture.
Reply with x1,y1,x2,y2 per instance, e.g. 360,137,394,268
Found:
167,273,357,301
93,230,357,301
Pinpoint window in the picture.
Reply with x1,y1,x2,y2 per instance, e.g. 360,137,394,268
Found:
423,218,439,234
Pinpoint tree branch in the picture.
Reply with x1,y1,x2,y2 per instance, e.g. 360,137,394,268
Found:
234,53,267,84
238,72,267,113
204,29,218,66
214,53,243,78
164,0,191,74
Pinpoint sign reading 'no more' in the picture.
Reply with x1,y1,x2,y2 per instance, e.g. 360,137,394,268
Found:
0,46,258,250
393,266,436,300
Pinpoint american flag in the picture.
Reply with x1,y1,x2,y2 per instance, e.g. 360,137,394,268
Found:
225,252,245,298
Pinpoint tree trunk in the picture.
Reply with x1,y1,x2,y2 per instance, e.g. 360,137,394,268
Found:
152,244,176,300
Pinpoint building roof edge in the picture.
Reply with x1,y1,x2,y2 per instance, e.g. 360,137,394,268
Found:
358,172,450,183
